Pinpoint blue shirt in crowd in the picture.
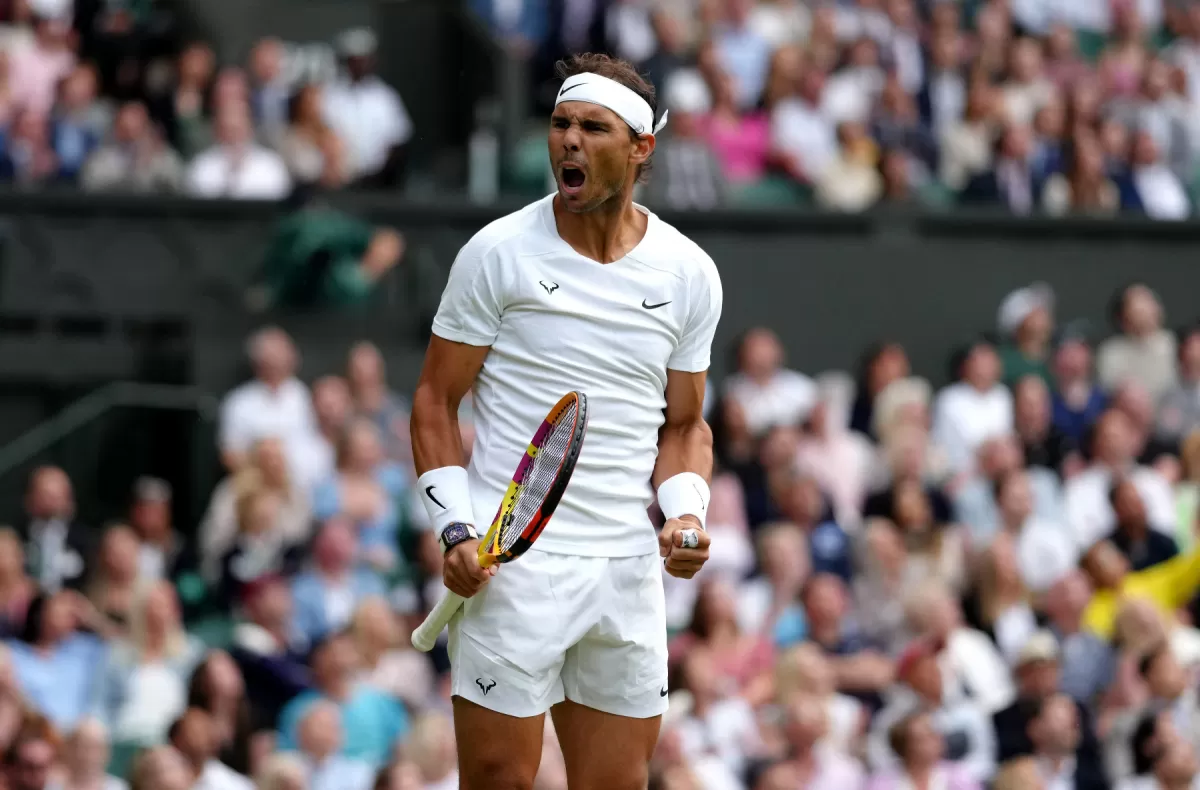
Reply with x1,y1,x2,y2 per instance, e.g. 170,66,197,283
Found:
7,633,107,731
277,685,408,768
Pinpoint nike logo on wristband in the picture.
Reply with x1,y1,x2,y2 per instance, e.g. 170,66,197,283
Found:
425,485,446,509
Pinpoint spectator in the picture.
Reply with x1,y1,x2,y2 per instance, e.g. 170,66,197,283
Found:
321,28,411,187
932,339,1013,477
803,574,894,699
735,522,809,646
8,591,106,732
168,707,253,790
645,70,725,211
722,328,816,438
291,700,373,790
1000,37,1056,126
290,518,386,647
850,342,910,440
772,472,852,582
952,434,1061,544
7,10,74,117
1127,709,1200,790
706,68,770,186
1099,284,1179,400
276,631,408,768
816,121,882,212
1156,326,1200,446
351,598,432,711
148,42,215,160
997,283,1056,387
992,468,1077,595
127,745,191,790
794,390,873,525
1042,571,1115,708
1044,133,1122,216
185,100,291,200
99,580,203,745
780,692,864,789
1051,329,1108,449
1014,375,1081,475
770,64,837,184
866,710,982,790
940,79,998,191
51,718,128,790
854,521,915,654
252,752,307,790
49,63,105,181
670,579,774,702
301,376,354,491
187,651,267,778
405,711,457,790
127,478,184,582
346,342,410,464
248,38,289,139
85,525,143,639
974,537,1038,664
200,437,313,585
232,574,310,708
218,327,317,479
80,100,183,193
1064,409,1174,551
218,487,304,609
871,74,937,170
1100,2,1153,99
672,645,763,778
6,719,60,790
0,529,34,640
710,0,772,111
1079,539,1200,640
277,84,349,190
774,643,864,755
255,207,406,312
1108,477,1179,570
824,36,885,126
0,107,56,185
1025,693,1108,790
313,419,406,571
1128,130,1191,220
920,28,967,137
961,124,1041,215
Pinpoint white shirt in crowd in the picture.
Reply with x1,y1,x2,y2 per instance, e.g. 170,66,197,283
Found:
675,697,762,779
1064,465,1175,550
1015,516,1079,594
47,777,127,790
941,626,1017,715
185,144,292,200
193,759,254,790
723,369,817,438
322,76,412,178
931,382,1014,474
770,98,838,182
429,194,723,558
1118,777,1200,790
1011,0,1162,33
218,377,319,489
1134,164,1191,221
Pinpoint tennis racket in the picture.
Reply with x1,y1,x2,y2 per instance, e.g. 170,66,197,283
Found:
411,390,589,652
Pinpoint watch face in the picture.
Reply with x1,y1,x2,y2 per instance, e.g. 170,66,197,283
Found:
442,523,468,546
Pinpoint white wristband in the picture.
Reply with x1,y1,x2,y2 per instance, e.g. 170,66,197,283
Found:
657,472,710,530
417,466,476,534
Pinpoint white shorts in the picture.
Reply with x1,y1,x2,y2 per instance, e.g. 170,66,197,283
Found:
448,549,669,719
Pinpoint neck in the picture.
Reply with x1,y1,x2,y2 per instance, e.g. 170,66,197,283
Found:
324,680,351,702
906,762,934,788
1041,752,1070,772
809,620,839,645
552,192,643,264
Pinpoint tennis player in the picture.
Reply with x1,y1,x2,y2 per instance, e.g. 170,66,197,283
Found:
410,53,722,790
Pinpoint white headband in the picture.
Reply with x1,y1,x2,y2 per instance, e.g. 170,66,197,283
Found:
554,73,669,136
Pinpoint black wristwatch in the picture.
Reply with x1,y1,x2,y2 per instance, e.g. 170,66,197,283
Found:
439,522,478,554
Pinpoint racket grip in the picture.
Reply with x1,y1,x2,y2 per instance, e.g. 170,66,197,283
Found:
411,590,466,652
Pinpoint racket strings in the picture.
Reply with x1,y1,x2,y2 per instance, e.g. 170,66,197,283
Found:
500,401,578,551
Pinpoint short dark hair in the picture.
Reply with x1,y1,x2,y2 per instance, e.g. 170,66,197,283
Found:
888,711,923,759
554,53,658,182
1132,712,1164,775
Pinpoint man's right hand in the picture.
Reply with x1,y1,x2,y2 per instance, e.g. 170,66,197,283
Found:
443,539,496,598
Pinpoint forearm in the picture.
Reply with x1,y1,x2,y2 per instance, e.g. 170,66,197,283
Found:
652,418,713,489
410,383,467,477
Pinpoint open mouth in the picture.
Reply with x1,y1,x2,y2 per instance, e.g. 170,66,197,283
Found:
560,164,586,194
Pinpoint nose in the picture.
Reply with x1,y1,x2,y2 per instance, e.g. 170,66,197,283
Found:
562,122,582,152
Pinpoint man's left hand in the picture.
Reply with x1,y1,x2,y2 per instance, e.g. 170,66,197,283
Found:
659,516,710,579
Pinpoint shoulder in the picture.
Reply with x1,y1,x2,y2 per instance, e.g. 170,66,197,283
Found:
457,197,554,266
642,214,720,287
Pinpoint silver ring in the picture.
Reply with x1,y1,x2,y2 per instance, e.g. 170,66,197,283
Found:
680,529,700,549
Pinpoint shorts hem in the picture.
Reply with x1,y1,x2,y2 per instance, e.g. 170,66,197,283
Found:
562,692,670,720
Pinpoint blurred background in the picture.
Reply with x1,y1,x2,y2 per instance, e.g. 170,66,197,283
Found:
0,0,1199,789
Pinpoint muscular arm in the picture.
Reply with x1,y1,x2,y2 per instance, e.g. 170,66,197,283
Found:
410,335,490,476
652,368,713,488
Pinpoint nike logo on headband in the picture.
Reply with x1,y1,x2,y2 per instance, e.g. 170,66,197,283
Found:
558,84,583,98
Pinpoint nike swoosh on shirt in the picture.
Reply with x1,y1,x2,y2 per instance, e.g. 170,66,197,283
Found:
642,300,671,310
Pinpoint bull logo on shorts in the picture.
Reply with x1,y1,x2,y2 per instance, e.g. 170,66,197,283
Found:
476,677,497,695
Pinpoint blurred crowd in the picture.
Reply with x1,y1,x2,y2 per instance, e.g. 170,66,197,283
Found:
475,0,1200,216
6,280,1200,790
0,0,411,198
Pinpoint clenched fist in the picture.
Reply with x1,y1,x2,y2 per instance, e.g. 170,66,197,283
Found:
658,516,710,579
442,539,496,598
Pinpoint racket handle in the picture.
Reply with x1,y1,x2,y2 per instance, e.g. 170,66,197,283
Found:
412,590,466,652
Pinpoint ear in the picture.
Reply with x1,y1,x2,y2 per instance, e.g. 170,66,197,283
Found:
631,132,656,168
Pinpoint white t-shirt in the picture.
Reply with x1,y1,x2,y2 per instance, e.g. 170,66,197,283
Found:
322,76,413,177
430,194,723,557
218,377,318,486
723,368,817,437
185,144,292,200
931,382,1014,474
